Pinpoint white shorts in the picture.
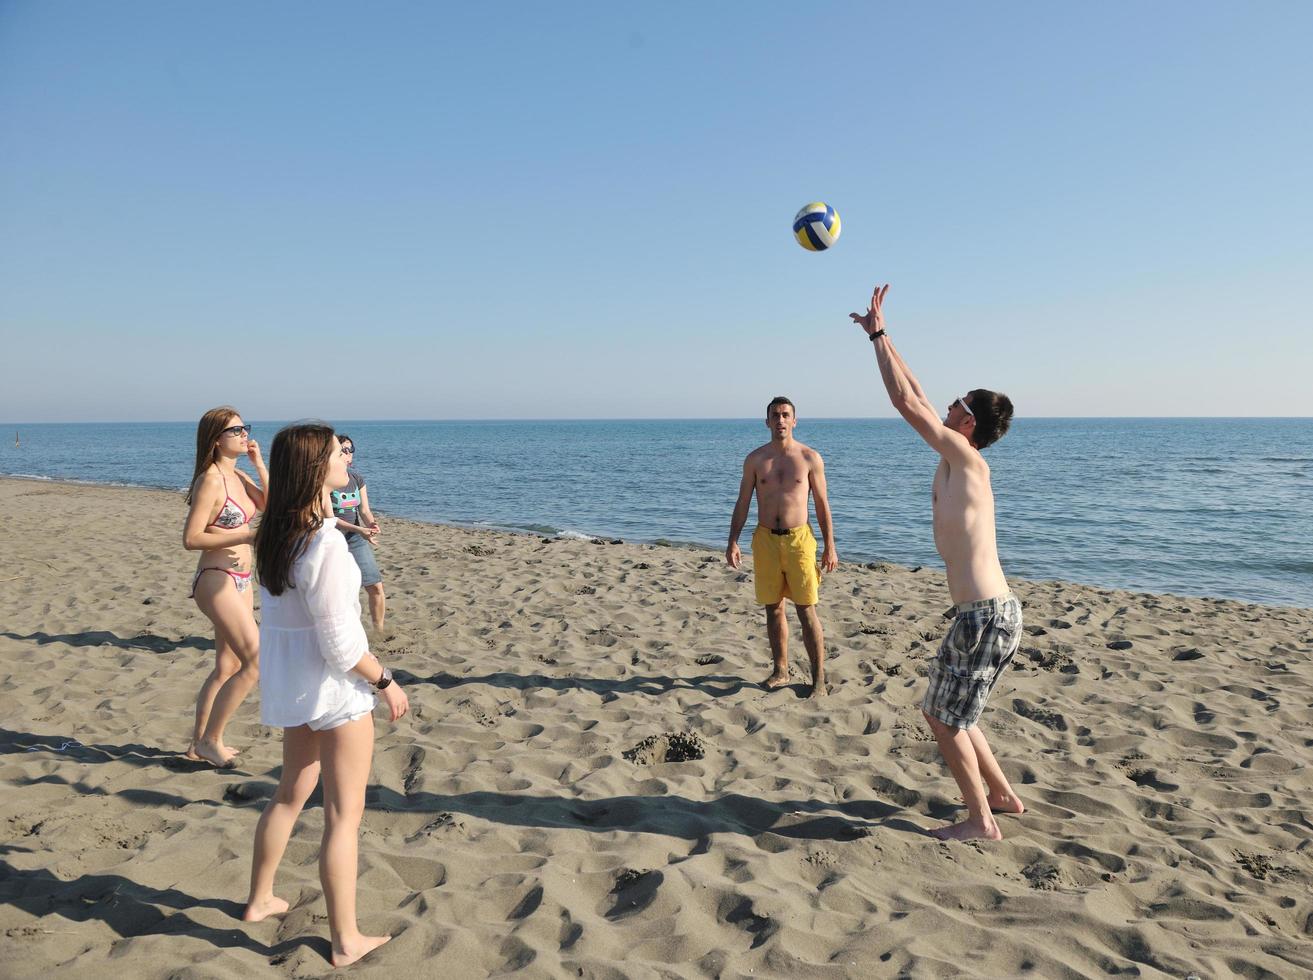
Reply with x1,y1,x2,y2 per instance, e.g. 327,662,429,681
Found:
307,692,376,732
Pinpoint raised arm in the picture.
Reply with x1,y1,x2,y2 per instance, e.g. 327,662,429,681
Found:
850,284,975,464
849,284,933,413
726,456,755,568
809,452,838,572
240,439,269,511
886,337,934,414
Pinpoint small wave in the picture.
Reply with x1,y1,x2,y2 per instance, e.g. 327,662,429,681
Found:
1236,557,1313,576
650,537,716,551
0,471,183,493
509,523,561,535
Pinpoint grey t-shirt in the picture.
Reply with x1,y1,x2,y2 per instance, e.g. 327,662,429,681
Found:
330,468,366,536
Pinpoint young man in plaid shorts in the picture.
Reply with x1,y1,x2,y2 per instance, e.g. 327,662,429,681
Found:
851,284,1024,841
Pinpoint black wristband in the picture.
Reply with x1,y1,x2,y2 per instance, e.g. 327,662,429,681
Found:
375,666,393,690
868,329,886,342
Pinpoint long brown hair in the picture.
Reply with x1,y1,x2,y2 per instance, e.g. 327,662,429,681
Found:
255,423,337,595
186,406,240,505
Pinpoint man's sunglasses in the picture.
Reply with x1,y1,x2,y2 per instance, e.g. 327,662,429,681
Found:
950,396,974,418
222,424,252,437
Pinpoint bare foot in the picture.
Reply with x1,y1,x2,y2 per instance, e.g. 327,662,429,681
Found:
930,817,1003,842
807,680,826,699
190,738,236,769
988,791,1025,815
763,671,790,690
242,895,290,922
332,934,392,967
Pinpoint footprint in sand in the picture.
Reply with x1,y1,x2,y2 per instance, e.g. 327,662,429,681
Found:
1026,647,1079,674
508,883,544,920
407,812,465,841
558,910,583,949
403,746,425,794
497,937,536,971
1125,767,1180,792
1011,699,1068,732
607,868,663,919
390,854,448,891
721,895,780,949
1022,861,1063,890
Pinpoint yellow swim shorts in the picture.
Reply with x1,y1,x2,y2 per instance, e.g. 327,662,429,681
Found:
751,524,821,606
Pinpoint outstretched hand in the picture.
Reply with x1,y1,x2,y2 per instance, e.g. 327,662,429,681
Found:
849,283,890,336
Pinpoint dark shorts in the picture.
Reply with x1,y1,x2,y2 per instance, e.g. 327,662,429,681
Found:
345,532,382,587
922,594,1022,730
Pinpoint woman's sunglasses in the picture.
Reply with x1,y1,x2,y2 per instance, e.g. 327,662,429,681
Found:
222,424,252,437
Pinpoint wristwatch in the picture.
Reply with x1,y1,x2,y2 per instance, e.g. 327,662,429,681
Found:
375,666,393,690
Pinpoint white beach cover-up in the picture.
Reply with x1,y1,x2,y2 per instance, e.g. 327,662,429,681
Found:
259,517,376,728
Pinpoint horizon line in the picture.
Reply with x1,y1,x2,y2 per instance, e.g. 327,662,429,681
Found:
2,415,1311,427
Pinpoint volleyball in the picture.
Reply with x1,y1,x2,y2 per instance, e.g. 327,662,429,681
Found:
793,202,841,251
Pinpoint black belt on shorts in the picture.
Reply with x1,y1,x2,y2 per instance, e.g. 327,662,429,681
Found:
770,527,791,535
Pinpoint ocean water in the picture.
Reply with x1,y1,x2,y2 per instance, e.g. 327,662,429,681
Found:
1,418,1310,607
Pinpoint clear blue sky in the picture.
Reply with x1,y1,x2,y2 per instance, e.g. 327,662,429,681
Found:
2,1,1309,421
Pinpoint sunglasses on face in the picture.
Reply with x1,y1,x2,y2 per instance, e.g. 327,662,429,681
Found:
222,424,252,437
340,446,354,454
950,397,974,418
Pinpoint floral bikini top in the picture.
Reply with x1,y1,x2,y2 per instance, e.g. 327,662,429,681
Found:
209,473,252,530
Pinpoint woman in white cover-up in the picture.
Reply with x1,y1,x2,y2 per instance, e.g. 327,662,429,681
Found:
241,422,409,969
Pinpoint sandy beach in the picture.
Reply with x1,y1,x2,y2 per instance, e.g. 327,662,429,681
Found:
1,475,1310,978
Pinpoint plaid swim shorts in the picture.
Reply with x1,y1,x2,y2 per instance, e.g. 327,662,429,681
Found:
922,593,1023,730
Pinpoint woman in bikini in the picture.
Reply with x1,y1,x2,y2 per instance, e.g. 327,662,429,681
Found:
182,406,268,767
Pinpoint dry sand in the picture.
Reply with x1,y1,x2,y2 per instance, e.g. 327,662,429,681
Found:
1,476,1311,979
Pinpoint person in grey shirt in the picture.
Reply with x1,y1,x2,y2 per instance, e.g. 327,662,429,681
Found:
330,433,386,631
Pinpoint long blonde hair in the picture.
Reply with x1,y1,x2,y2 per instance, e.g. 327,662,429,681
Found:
255,423,336,595
186,406,240,505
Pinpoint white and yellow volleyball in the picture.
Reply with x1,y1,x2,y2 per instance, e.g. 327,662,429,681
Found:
793,201,841,251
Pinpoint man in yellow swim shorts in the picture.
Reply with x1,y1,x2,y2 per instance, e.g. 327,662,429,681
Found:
726,396,839,698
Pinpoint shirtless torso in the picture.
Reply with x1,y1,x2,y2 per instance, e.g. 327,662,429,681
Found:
749,439,821,531
931,454,1009,605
